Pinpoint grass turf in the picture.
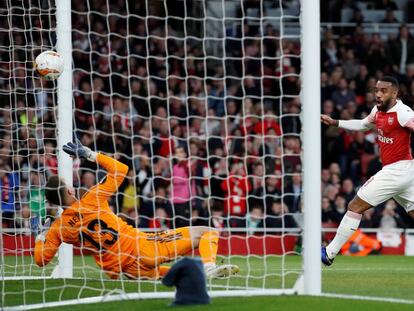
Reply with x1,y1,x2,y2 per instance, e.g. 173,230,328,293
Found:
1,255,414,310
54,296,414,311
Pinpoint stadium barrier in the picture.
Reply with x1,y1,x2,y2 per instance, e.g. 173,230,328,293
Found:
3,228,414,256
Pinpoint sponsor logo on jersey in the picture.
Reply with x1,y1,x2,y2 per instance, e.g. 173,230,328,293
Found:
377,129,394,144
378,134,394,144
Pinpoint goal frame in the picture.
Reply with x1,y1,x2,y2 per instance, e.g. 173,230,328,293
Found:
53,0,74,279
48,0,322,295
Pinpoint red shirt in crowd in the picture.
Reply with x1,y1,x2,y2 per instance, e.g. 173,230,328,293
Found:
221,175,251,216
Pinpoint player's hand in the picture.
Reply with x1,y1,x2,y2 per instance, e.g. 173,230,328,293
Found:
63,139,97,162
321,114,339,127
35,218,51,242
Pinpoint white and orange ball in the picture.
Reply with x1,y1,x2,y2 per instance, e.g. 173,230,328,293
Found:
34,50,64,81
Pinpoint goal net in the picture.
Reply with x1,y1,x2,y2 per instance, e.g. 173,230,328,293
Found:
1,0,307,309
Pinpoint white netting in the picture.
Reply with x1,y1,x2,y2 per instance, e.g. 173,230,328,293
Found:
1,0,302,308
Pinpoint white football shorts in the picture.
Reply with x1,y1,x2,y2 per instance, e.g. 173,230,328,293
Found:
357,159,414,212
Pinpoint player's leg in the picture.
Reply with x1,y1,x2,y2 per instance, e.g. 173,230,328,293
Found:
140,227,238,278
393,189,414,220
323,195,372,265
392,160,414,221
187,226,219,264
323,168,395,265
187,226,239,278
162,226,219,265
123,229,193,280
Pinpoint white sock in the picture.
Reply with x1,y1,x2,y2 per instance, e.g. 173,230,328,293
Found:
326,210,362,259
204,262,216,270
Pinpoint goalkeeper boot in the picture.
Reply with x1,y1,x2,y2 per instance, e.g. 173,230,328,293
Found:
205,264,240,279
321,246,334,266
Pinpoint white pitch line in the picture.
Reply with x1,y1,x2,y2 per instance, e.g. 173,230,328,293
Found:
321,293,414,305
323,267,414,272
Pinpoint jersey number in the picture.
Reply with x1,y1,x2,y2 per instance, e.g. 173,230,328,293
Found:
79,219,119,252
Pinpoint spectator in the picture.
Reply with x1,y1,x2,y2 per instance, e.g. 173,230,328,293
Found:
348,131,375,183
252,109,282,136
379,199,407,229
203,108,222,137
207,78,225,117
321,169,331,190
349,9,364,24
333,194,347,221
170,146,196,228
283,173,302,213
360,207,381,228
250,162,265,197
387,25,414,74
342,50,359,80
376,0,398,10
29,170,46,221
43,142,58,176
221,162,251,227
365,33,388,75
321,72,335,102
322,196,340,225
148,206,170,230
381,9,399,23
246,205,264,234
15,204,31,231
120,170,140,215
321,39,340,71
209,201,226,229
341,178,356,205
190,208,208,227
281,98,302,135
0,161,19,228
266,200,297,228
331,78,356,110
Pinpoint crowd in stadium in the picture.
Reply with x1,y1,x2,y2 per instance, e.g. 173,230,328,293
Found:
1,0,414,233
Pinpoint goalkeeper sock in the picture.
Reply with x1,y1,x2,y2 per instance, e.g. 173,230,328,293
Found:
157,266,170,278
199,231,219,264
326,210,362,259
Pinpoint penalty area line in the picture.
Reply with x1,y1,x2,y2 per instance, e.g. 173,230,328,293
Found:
321,293,414,305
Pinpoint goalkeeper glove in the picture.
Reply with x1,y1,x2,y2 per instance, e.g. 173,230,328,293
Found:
63,139,97,162
35,218,51,242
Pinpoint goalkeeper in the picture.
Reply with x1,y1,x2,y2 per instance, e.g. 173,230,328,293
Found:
34,140,239,280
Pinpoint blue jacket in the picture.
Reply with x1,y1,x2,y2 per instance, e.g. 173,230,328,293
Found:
162,257,210,305
0,172,19,212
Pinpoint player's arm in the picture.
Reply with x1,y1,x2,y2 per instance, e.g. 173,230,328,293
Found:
321,111,375,132
397,106,414,131
63,140,129,202
84,153,129,201
34,219,62,267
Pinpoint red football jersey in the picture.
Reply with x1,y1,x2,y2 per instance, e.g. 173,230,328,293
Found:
368,100,414,166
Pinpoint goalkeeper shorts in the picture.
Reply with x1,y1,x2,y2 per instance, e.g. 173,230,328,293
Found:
123,227,194,279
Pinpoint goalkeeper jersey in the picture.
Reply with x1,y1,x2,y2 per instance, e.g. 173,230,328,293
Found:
34,153,144,277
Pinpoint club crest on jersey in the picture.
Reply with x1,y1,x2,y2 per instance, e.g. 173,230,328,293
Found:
388,116,394,125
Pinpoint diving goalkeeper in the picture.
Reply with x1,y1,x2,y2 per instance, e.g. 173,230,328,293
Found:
34,140,239,280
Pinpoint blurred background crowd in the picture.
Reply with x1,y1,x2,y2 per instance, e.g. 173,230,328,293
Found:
1,0,414,235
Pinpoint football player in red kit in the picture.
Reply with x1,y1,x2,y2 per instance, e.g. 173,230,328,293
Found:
321,76,414,265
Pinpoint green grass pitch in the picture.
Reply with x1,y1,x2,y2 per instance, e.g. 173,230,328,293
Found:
1,255,414,310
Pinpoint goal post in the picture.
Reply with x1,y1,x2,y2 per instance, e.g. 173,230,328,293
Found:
53,0,74,280
301,0,321,295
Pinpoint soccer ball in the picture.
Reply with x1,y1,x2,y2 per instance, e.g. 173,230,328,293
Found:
34,51,64,81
